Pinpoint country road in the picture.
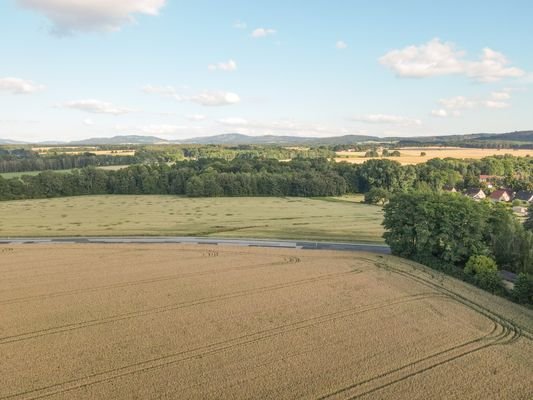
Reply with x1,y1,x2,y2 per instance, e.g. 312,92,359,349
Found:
0,236,391,254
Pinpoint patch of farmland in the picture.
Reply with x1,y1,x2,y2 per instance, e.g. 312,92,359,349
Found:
336,147,533,165
0,195,385,243
0,244,531,399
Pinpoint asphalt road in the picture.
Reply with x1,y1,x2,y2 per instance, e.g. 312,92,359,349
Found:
0,236,391,254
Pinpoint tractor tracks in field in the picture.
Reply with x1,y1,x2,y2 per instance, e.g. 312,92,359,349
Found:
0,255,301,306
0,266,348,346
315,256,527,400
318,320,520,400
1,292,445,400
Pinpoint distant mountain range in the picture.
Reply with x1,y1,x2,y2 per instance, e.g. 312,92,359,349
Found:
1,131,532,146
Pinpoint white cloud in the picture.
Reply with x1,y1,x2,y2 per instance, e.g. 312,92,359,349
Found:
380,38,525,82
439,96,477,110
484,100,510,109
336,40,348,49
186,114,207,121
352,114,422,126
490,91,511,100
143,85,240,107
142,84,177,96
218,117,248,126
251,28,276,38
233,20,246,29
438,92,512,114
64,99,133,115
17,0,166,34
431,109,448,118
0,77,45,94
208,59,237,72
188,91,240,106
83,118,94,125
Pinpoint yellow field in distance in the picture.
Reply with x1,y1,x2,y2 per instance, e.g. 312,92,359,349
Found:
336,147,533,165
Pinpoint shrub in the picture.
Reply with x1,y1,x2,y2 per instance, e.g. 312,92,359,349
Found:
364,187,390,205
512,273,533,305
464,255,502,292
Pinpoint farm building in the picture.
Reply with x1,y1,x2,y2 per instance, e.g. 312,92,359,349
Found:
489,189,513,202
465,188,486,200
515,191,533,203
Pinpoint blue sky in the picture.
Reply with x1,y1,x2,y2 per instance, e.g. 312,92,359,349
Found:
1,0,532,142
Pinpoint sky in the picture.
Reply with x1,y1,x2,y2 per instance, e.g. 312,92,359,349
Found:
1,0,532,142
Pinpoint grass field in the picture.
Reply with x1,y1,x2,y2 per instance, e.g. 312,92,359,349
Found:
336,147,533,165
0,244,531,399
0,165,130,179
0,195,384,242
0,169,76,179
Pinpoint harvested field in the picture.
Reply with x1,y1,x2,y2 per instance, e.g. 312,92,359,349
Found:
0,195,384,243
0,244,531,399
336,147,533,165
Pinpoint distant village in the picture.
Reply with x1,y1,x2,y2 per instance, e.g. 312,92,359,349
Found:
450,175,533,216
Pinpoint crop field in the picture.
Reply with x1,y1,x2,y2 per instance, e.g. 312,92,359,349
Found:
0,195,384,243
31,147,136,156
336,147,533,165
0,244,531,399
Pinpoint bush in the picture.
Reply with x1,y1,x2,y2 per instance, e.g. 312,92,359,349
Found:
464,255,502,292
364,187,390,205
420,152,426,156
513,273,533,305
364,150,379,158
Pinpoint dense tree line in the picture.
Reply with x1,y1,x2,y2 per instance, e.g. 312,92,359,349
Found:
0,158,348,200
0,145,335,173
1,154,532,200
137,144,335,162
0,149,140,173
383,191,533,305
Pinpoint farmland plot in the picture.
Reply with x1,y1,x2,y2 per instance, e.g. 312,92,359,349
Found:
0,244,531,399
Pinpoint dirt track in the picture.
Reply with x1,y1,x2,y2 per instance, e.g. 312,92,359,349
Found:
1,244,531,399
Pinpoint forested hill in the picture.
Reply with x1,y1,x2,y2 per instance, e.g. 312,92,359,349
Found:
2,130,532,146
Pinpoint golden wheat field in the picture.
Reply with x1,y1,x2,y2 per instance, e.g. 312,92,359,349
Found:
336,147,533,165
1,244,532,399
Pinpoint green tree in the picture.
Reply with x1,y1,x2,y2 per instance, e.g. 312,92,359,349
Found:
383,192,490,264
525,203,533,232
364,188,390,205
512,273,533,305
464,255,502,292
364,150,379,158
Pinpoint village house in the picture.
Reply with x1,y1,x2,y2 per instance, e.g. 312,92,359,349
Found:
515,190,533,203
465,188,486,200
489,189,513,202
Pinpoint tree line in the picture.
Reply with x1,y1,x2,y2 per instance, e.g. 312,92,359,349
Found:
0,149,140,173
0,145,335,174
1,155,531,201
383,191,533,305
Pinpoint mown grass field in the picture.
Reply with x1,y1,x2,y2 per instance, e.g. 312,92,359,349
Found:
0,165,130,179
0,195,384,242
336,147,533,165
0,169,75,179
1,244,531,399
